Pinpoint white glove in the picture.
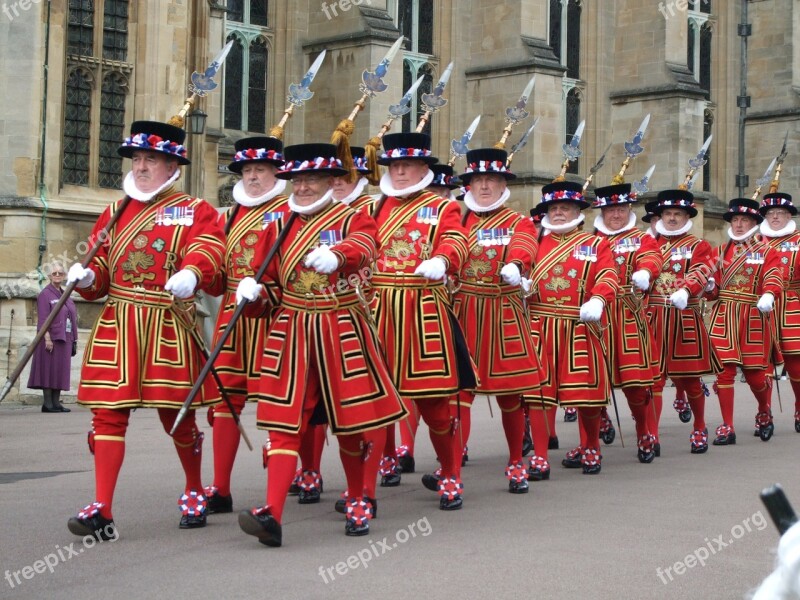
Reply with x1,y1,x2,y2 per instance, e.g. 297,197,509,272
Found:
304,245,340,274
165,269,198,299
521,277,533,294
236,277,262,304
704,277,716,293
670,288,689,310
630,270,650,292
757,292,775,313
579,297,605,322
500,263,522,287
67,263,95,289
414,257,447,281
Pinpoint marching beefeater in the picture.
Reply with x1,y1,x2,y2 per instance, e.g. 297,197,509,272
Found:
235,143,407,546
591,184,663,463
392,162,461,474
66,120,226,539
523,181,620,478
646,190,722,454
451,148,541,493
643,199,694,425
291,145,376,507
204,137,289,514
372,132,475,510
706,198,783,446
758,191,800,434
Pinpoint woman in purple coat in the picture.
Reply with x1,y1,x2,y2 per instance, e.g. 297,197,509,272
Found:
27,262,78,412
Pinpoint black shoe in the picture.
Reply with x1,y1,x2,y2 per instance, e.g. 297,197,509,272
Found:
600,427,616,445
795,418,800,433
582,463,602,475
654,442,661,457
179,513,207,529
461,449,469,466
759,423,775,442
206,490,233,514
439,495,463,511
288,483,301,495
564,409,577,423
380,471,401,487
562,448,582,469
548,436,559,450
334,497,346,514
345,520,370,536
298,488,321,504
637,448,655,464
239,508,282,547
398,455,415,474
712,427,736,446
421,473,440,492
67,514,117,541
508,479,529,494
42,405,59,413
679,409,692,423
55,404,71,412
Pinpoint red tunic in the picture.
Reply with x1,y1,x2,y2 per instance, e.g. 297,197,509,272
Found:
209,196,288,400
371,191,473,398
706,238,783,368
524,227,619,407
596,226,663,387
453,207,541,395
760,230,800,355
647,231,722,377
77,189,226,408
246,202,407,435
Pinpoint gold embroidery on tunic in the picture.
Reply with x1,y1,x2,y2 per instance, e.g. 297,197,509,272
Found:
464,258,492,279
545,276,570,293
293,270,330,294
121,250,156,283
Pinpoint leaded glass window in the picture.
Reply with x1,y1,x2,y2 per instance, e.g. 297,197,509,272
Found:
67,0,94,57
62,69,92,186
102,0,128,62
224,3,271,132
99,73,126,189
248,38,267,133
63,0,131,189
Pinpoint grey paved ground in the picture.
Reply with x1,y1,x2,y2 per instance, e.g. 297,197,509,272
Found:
1,380,799,600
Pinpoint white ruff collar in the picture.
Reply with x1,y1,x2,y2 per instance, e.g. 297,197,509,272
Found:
593,212,637,236
232,178,286,207
760,220,797,238
727,224,760,242
656,219,693,237
335,177,369,206
542,213,585,235
288,189,334,215
379,169,435,198
123,169,181,202
463,187,510,213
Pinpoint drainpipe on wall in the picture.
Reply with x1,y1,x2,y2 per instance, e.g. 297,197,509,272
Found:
735,0,750,197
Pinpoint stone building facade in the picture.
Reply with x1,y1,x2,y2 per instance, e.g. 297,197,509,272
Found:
0,0,798,402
